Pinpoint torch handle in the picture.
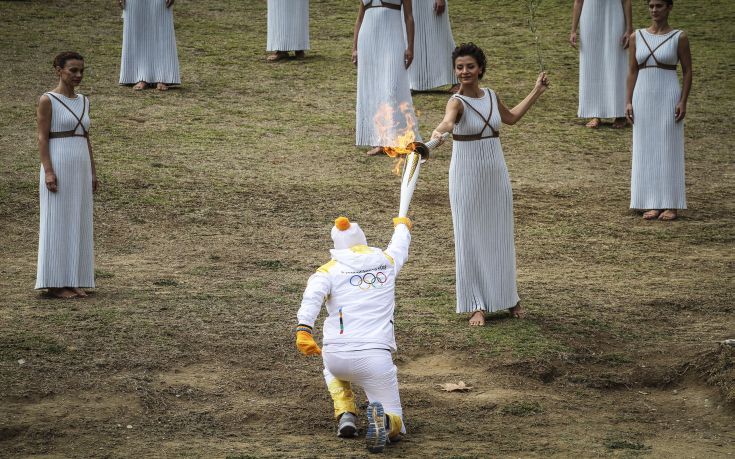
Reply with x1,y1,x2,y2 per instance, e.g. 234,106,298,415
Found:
423,132,451,151
398,152,422,218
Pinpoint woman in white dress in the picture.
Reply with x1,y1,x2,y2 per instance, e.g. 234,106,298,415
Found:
431,44,548,326
354,0,420,156
570,0,632,128
36,52,98,299
118,0,181,91
625,0,691,221
267,0,310,62
406,0,458,92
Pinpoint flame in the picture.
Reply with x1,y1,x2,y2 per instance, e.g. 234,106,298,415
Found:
373,102,418,175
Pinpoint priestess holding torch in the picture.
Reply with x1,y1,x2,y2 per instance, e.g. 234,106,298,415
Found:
431,43,549,327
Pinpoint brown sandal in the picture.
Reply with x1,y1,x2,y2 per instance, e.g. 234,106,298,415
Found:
643,209,661,220
266,51,289,62
585,118,601,129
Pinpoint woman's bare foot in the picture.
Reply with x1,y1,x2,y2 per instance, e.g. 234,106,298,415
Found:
658,209,678,221
266,51,289,62
585,118,601,128
643,209,661,220
70,287,88,298
611,117,627,129
133,81,147,90
366,147,384,156
469,310,485,326
48,288,77,299
509,303,525,318
156,82,169,91
294,50,306,59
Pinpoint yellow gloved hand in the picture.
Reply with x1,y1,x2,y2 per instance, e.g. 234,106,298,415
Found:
393,217,413,230
295,325,322,356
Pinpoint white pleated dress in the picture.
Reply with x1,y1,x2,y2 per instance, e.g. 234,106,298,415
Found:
36,93,95,289
405,0,457,90
630,29,686,210
356,0,421,147
577,0,627,118
267,0,310,52
119,0,181,85
450,89,519,314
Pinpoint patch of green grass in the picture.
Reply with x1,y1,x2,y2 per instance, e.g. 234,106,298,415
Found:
501,401,544,417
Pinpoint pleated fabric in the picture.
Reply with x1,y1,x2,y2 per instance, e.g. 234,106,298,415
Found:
356,0,421,147
119,0,181,85
267,0,310,51
630,29,686,210
449,89,519,313
405,0,457,90
36,93,95,289
578,0,627,118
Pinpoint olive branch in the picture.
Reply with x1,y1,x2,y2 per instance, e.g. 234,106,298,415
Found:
528,0,545,72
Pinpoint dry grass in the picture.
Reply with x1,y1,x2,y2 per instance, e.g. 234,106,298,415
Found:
1,0,734,457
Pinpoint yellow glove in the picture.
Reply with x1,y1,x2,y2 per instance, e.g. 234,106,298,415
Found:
393,216,413,230
296,325,321,356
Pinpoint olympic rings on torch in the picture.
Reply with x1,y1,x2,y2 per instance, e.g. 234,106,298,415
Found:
349,272,388,290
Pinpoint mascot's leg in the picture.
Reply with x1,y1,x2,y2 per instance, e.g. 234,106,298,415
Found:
323,362,358,438
355,350,405,451
324,369,357,419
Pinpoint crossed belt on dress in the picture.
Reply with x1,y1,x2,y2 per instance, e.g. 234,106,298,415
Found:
46,93,89,139
364,0,401,11
637,31,680,71
451,95,500,142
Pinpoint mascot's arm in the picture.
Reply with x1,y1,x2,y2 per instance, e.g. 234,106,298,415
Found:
385,218,412,275
295,271,331,356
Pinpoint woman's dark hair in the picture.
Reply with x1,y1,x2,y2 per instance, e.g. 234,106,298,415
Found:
452,43,487,79
648,0,673,5
53,51,84,69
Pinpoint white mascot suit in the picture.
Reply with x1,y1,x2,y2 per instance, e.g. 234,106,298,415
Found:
295,216,412,453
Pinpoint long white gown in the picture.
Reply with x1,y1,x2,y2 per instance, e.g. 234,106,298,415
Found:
577,0,627,118
36,93,95,289
267,0,310,52
449,89,519,313
405,0,457,90
356,0,420,147
630,29,686,210
119,0,181,85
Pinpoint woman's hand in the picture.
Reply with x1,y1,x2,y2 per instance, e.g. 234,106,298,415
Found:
165,0,174,7
569,31,578,48
431,129,446,145
404,48,413,69
45,172,58,193
625,103,634,125
92,174,99,193
433,0,446,15
118,0,125,8
534,72,549,93
675,101,686,122
352,49,358,66
621,32,631,49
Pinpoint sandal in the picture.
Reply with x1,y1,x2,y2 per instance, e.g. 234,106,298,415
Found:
658,209,678,221
133,81,148,90
585,118,601,129
643,209,661,220
266,51,289,62
48,288,78,299
366,147,385,156
611,117,627,129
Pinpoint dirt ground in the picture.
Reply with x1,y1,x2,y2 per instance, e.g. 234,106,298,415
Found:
0,0,733,457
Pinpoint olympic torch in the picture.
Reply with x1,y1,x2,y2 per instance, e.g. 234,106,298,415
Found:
398,132,450,218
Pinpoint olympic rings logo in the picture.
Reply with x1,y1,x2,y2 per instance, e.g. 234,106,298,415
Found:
349,272,388,290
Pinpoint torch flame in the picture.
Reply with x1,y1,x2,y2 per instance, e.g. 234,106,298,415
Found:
373,102,419,175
